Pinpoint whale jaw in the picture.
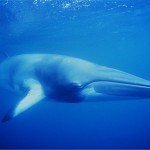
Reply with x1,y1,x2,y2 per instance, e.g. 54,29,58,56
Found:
81,80,150,100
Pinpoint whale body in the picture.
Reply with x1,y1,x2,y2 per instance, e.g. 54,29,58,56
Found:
1,54,150,122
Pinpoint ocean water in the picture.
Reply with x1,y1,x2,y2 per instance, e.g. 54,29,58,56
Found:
0,0,150,149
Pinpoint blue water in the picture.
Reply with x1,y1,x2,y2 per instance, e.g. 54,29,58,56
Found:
0,0,150,149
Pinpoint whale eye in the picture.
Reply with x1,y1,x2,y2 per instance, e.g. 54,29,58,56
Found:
69,82,82,90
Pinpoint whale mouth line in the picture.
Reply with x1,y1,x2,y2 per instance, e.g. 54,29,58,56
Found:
83,80,150,89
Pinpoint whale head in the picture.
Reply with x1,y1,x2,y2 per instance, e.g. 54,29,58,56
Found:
37,56,150,102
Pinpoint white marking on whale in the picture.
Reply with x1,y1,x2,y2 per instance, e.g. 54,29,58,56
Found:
1,54,150,122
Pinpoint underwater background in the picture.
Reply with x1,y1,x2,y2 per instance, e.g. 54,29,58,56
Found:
0,0,150,149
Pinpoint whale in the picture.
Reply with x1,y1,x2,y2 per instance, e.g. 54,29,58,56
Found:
1,54,150,122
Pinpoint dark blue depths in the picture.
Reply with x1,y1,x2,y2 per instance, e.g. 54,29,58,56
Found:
0,0,150,149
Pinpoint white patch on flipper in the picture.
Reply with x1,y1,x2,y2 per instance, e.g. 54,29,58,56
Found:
13,79,45,118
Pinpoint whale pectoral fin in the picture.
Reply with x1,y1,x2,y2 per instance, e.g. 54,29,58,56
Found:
2,79,45,122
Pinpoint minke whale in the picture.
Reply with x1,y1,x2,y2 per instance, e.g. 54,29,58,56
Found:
1,54,150,122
